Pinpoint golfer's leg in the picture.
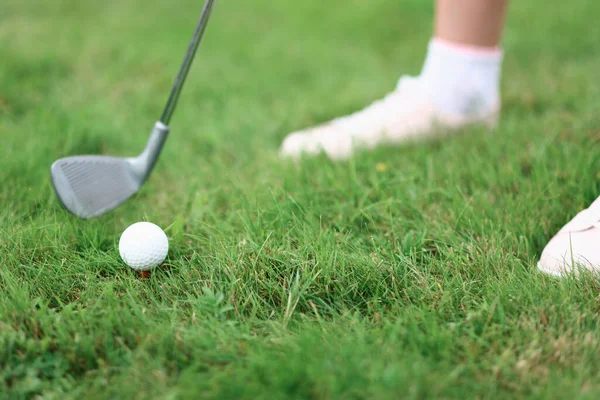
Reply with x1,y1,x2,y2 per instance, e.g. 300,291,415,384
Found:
280,0,509,160
423,0,508,116
435,0,508,47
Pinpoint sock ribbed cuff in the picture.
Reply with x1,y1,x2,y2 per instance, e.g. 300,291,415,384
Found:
432,37,502,57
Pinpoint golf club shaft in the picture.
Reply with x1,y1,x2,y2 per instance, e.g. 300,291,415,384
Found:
160,0,216,125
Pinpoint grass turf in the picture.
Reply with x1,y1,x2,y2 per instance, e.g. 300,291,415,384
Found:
2,0,600,398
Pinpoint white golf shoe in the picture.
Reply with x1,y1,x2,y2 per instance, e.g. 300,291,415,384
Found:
538,196,600,277
280,75,499,160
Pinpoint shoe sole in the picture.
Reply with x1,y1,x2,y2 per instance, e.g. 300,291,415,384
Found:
536,262,565,278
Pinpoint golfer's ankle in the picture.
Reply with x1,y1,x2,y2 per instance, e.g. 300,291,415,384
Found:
420,38,503,117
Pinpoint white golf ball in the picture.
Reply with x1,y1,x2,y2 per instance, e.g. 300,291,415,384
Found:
119,222,169,271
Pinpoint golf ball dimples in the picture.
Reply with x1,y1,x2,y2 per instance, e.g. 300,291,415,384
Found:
119,222,169,270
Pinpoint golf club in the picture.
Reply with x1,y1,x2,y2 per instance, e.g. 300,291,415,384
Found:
51,0,216,219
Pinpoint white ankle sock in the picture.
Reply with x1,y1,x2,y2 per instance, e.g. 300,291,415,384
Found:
420,38,503,117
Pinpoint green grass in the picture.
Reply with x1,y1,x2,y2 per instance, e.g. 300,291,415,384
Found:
2,0,600,398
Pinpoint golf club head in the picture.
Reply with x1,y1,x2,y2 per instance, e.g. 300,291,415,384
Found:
51,121,170,219
51,155,143,219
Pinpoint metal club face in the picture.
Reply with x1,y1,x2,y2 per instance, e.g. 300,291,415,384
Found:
51,121,169,219
51,155,143,219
